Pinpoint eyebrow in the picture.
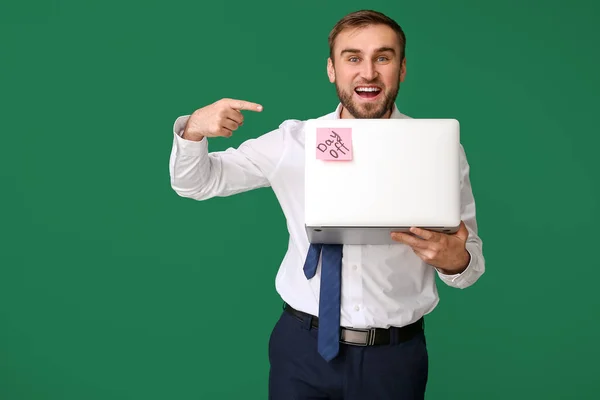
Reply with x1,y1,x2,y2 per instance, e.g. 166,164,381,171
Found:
340,47,397,56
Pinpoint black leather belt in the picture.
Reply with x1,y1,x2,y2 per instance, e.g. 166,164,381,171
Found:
283,303,423,346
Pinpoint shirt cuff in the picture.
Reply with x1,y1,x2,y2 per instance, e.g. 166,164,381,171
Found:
173,115,208,156
435,244,477,288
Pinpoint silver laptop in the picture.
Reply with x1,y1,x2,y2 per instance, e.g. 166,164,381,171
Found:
304,118,461,245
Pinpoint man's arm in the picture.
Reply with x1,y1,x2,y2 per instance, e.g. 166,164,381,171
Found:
169,112,284,201
434,145,485,289
391,145,485,289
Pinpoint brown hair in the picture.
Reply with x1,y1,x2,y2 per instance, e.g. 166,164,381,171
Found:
328,10,406,62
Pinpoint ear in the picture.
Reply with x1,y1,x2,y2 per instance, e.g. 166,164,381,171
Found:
399,57,407,83
327,57,335,83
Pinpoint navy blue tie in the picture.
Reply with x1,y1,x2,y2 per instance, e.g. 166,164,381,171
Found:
303,243,343,361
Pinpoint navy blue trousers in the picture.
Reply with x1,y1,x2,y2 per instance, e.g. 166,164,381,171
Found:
268,309,429,399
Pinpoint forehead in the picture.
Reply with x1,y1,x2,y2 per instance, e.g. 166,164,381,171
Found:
333,24,399,54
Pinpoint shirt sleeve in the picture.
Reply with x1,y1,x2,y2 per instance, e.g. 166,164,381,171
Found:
435,144,486,289
169,115,284,200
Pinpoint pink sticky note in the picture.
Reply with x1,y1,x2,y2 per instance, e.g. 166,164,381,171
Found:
316,128,353,161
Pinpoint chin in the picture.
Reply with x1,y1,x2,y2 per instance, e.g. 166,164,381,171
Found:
345,102,391,119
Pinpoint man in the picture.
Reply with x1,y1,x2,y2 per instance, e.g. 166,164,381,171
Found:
169,9,485,400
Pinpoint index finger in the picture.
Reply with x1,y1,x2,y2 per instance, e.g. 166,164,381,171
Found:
409,227,438,241
391,232,429,249
225,98,263,112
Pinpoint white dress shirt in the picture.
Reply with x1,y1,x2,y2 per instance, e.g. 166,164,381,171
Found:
169,103,485,329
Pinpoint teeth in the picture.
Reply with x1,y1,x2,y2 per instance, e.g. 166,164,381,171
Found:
356,87,381,92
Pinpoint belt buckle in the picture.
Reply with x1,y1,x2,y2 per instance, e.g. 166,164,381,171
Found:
341,327,377,346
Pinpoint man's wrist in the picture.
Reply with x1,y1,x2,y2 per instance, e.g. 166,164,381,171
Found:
438,249,471,275
182,130,204,142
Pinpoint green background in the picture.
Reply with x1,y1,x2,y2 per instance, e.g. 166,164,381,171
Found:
2,0,599,398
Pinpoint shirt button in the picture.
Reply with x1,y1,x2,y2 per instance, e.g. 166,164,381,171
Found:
352,265,358,271
354,305,360,311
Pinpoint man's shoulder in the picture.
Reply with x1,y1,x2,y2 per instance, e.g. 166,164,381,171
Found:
274,110,337,134
290,109,337,123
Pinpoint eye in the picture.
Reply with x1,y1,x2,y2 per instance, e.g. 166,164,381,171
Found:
377,56,389,62
348,56,359,62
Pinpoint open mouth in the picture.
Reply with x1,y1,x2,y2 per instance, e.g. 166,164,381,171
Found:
354,86,382,100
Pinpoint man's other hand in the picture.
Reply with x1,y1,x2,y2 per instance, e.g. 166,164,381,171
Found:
391,221,471,274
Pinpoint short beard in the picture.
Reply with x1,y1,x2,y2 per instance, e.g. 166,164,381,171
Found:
336,81,399,119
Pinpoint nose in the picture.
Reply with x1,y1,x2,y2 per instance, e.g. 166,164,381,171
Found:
360,61,378,81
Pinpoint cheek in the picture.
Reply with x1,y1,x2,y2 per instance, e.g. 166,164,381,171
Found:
381,73,400,88
334,68,355,83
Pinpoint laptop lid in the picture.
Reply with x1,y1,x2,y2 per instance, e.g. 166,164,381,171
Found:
303,118,461,244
